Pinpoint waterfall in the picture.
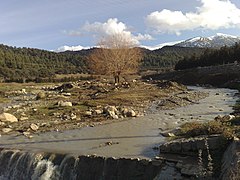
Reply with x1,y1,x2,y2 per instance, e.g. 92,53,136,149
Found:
0,149,162,180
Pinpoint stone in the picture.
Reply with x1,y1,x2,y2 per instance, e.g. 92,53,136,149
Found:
19,116,29,121
23,132,31,136
222,115,235,121
30,123,39,131
121,108,136,117
126,109,136,117
94,109,103,115
104,106,118,114
36,92,46,100
160,132,175,137
181,164,199,176
104,106,119,119
85,111,92,116
58,101,72,107
70,113,77,120
108,111,118,119
0,113,18,123
2,128,12,133
21,89,27,94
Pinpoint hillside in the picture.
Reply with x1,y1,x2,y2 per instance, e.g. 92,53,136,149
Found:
175,43,240,70
0,44,205,82
142,46,205,70
0,44,87,82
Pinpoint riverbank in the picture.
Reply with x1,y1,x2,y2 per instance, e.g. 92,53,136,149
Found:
0,79,207,136
0,87,237,159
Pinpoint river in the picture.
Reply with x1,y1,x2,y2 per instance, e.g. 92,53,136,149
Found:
0,87,238,159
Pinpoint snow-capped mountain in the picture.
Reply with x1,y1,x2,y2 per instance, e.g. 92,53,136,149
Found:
55,45,91,52
141,40,183,50
175,33,240,48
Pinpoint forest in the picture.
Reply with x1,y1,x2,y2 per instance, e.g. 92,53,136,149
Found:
0,44,204,82
175,43,240,70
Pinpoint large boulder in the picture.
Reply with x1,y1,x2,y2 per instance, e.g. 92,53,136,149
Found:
0,113,18,123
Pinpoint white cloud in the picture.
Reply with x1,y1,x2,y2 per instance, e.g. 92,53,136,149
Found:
67,18,153,45
146,0,240,35
55,45,90,52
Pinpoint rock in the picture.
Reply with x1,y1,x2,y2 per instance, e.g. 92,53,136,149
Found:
121,108,136,117
70,113,77,120
104,106,119,119
54,83,74,91
222,115,235,121
126,109,136,117
160,132,175,137
94,109,103,115
36,92,46,100
21,89,27,94
215,115,235,122
19,116,29,121
30,123,39,131
23,131,31,136
0,113,18,123
57,101,72,107
104,106,118,114
2,128,12,133
85,111,92,116
108,110,118,119
62,92,71,96
181,164,199,176
0,122,5,126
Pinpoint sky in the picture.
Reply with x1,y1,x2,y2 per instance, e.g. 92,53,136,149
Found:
1,0,240,51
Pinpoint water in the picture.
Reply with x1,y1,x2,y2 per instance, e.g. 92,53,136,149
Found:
0,87,238,159
0,149,160,180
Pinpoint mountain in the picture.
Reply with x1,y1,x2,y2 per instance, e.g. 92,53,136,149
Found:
55,45,91,52
175,33,240,48
140,41,182,50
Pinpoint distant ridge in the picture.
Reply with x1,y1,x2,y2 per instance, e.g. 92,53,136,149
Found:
174,33,240,48
56,33,240,52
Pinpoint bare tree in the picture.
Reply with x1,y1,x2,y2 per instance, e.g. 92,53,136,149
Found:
88,34,142,83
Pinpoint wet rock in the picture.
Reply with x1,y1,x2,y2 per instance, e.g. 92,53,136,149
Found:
57,101,72,107
181,164,199,176
0,113,18,123
2,128,12,133
30,123,39,131
160,135,222,155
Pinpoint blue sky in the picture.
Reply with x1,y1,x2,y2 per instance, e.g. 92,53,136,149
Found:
1,0,240,51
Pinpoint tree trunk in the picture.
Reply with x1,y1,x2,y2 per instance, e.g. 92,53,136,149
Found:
114,75,120,84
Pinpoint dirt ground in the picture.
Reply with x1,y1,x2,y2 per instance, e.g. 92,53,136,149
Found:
0,76,207,137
